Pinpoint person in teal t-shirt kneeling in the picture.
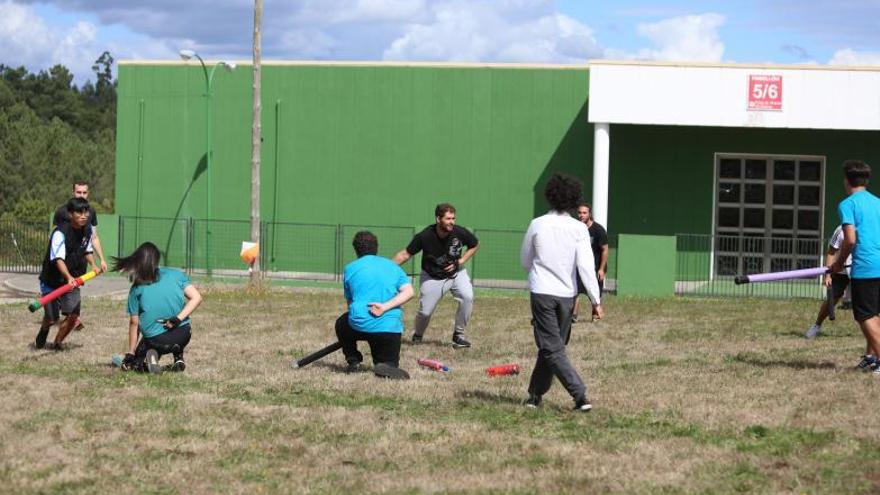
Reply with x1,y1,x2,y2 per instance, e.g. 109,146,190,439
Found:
113,242,203,374
337,231,414,379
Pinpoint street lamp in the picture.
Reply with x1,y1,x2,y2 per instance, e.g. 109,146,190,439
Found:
179,49,236,276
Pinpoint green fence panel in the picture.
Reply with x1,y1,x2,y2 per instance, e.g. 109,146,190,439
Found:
617,234,676,297
264,222,337,274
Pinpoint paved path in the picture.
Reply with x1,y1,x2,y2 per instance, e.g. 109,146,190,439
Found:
0,271,130,305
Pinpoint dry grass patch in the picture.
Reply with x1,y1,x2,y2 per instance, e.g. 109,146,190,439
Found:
0,286,878,494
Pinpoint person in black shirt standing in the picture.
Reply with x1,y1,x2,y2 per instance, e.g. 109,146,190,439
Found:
573,203,609,323
36,198,100,349
393,203,480,348
54,180,107,332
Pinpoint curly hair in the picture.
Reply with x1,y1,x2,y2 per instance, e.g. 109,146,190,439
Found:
544,172,583,211
352,231,379,257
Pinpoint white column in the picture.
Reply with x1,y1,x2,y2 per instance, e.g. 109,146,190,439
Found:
592,122,610,228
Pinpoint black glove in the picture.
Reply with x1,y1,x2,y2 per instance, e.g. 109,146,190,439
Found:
164,316,182,329
121,353,136,371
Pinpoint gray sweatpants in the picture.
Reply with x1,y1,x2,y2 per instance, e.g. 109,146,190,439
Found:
527,292,587,403
413,269,474,338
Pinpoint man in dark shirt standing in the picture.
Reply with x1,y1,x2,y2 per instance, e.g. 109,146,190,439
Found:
393,203,480,348
573,203,609,323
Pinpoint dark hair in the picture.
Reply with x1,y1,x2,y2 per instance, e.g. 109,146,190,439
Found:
435,203,456,219
544,172,583,211
66,197,90,213
843,160,871,187
113,242,161,285
73,180,89,188
352,231,378,258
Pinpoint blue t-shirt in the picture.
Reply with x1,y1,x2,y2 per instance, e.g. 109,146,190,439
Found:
127,268,192,338
343,255,410,333
838,190,880,279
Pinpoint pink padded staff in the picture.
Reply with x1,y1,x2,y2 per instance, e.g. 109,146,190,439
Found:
734,266,828,285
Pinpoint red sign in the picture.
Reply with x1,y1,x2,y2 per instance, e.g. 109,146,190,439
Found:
748,75,783,111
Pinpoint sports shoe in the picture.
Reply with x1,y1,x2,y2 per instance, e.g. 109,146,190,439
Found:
574,399,592,412
571,314,579,324
805,324,821,339
145,349,162,375
524,395,542,408
373,363,410,380
839,301,852,310
345,361,363,374
35,327,49,349
856,354,877,372
411,333,423,344
452,334,471,349
170,357,186,372
73,317,85,332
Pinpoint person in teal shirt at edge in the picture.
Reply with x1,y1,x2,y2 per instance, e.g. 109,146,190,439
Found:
114,242,203,374
830,160,880,375
336,231,414,379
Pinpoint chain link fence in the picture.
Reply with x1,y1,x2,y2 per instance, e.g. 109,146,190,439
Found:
675,233,824,299
0,220,47,273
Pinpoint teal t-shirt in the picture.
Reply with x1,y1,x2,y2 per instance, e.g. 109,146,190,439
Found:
838,190,880,279
343,255,410,333
127,268,192,338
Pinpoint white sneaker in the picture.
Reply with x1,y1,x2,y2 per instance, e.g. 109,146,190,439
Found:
805,324,821,339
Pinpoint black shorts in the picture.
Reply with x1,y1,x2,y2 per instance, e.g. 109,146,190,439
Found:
850,278,880,322
830,273,850,299
577,273,604,297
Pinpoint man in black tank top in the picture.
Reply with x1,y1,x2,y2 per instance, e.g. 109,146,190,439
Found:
35,198,100,349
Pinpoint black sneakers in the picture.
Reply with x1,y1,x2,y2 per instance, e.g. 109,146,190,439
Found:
452,334,472,349
373,363,410,380
34,327,49,349
524,395,542,408
857,354,877,371
145,349,162,375
574,399,592,412
170,355,186,372
345,361,363,374
411,333,423,344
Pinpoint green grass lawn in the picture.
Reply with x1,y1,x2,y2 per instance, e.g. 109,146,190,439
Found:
0,286,878,494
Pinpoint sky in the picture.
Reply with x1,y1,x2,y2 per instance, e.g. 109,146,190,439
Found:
1,0,879,84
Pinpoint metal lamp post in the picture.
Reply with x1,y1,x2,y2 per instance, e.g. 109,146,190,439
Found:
179,49,236,276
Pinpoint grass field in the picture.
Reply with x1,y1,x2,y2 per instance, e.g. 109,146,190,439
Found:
0,286,879,494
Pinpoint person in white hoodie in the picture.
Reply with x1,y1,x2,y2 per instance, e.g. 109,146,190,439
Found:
520,172,604,412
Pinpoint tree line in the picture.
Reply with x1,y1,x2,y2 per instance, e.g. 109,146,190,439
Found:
0,52,116,223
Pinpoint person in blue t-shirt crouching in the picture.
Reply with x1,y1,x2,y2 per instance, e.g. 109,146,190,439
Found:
113,242,203,374
337,231,414,379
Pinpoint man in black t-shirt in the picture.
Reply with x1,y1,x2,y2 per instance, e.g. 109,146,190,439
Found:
393,203,480,348
573,203,609,322
53,181,107,332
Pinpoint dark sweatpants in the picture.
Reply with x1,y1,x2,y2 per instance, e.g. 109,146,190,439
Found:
133,326,191,369
335,313,401,367
527,293,588,403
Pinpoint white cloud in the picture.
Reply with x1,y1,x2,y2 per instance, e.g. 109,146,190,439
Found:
606,13,726,63
829,48,880,66
0,1,99,78
383,1,601,64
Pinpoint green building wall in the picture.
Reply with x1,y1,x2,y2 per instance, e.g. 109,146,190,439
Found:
116,62,591,278
608,125,880,281
115,61,880,283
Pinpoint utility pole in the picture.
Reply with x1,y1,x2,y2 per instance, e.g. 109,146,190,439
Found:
250,0,263,286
